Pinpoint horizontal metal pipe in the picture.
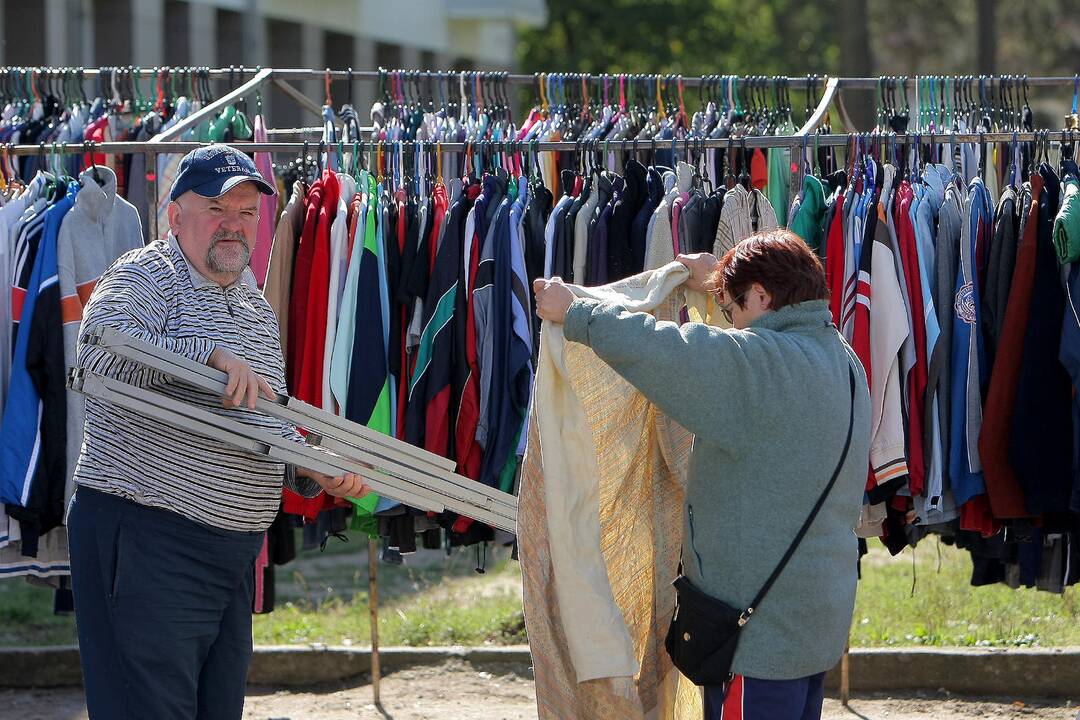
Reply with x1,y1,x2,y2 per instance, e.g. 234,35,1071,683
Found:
5,131,1074,157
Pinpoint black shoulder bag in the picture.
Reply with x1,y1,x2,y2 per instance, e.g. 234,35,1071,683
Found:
665,363,857,686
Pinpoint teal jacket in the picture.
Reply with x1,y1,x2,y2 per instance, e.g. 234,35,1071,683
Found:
564,298,871,680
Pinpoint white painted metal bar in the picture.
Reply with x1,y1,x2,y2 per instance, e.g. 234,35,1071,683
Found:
150,67,274,143
68,368,516,531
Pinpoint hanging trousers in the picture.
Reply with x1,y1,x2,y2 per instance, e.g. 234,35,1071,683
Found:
703,672,827,720
68,486,264,720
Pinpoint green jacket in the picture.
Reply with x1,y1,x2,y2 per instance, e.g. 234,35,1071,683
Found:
564,298,871,680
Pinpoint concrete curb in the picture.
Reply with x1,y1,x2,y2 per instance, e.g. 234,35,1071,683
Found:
1,645,1077,698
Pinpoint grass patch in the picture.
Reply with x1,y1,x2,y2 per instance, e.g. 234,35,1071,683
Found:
852,540,1080,647
0,580,77,646
252,541,525,646
2,533,1078,649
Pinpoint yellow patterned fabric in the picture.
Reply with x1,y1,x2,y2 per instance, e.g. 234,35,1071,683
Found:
520,263,716,719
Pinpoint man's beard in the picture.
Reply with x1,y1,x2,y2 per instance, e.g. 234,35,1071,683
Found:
206,230,251,275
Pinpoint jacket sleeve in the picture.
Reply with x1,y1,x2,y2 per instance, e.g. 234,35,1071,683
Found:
77,261,216,387
563,297,752,445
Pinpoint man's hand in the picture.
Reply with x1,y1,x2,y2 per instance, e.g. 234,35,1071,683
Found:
207,347,276,410
299,469,373,499
532,276,576,324
676,252,720,294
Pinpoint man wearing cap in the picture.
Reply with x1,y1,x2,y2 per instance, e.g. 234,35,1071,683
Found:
66,144,369,719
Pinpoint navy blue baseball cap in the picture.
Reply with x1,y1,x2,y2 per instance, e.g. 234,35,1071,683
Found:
169,144,276,201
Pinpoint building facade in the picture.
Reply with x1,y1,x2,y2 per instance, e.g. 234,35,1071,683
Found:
0,0,546,128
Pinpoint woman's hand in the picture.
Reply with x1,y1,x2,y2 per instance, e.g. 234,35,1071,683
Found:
533,277,576,324
300,469,373,499
676,252,720,294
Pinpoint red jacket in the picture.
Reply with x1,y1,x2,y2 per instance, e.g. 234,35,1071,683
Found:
825,194,847,327
977,174,1043,519
894,182,927,497
296,171,340,408
455,212,484,482
287,178,322,393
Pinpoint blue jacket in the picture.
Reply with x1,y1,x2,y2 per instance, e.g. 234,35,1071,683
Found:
948,177,992,505
0,181,78,554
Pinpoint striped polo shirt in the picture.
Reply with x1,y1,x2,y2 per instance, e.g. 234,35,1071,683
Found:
73,235,320,532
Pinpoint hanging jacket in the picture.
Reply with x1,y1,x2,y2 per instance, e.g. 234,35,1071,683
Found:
949,177,992,508
1010,166,1074,516
1060,262,1080,514
790,174,827,253
825,192,848,326
979,173,1042,519
287,175,324,392
911,168,949,519
0,181,78,556
56,166,143,506
264,180,305,352
409,182,474,459
895,181,928,497
330,174,369,415
856,168,910,538
982,186,1020,373
608,159,648,278
930,177,963,502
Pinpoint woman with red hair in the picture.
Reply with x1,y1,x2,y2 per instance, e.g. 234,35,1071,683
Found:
534,229,871,720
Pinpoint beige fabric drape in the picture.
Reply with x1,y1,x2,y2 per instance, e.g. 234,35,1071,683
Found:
520,263,715,719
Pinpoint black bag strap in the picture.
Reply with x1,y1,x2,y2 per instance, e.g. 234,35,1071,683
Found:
738,362,858,627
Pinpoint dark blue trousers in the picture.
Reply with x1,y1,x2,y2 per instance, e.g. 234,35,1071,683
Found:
68,487,264,720
703,671,826,720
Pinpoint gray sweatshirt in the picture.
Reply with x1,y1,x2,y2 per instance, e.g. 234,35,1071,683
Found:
564,298,871,680
57,165,144,501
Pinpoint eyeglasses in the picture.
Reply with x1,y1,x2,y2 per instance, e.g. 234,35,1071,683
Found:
718,291,747,324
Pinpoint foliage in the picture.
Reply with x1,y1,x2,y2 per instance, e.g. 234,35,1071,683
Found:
516,0,841,78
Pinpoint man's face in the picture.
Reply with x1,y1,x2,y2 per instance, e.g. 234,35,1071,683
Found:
168,182,260,285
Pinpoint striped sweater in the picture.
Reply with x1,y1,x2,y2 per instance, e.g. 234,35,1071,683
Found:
74,234,320,532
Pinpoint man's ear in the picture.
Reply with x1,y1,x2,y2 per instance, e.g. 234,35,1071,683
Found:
167,200,182,237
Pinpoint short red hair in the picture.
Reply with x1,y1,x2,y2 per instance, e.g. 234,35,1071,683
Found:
707,229,828,311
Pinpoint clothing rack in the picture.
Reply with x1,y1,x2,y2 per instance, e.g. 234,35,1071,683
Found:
5,127,1073,249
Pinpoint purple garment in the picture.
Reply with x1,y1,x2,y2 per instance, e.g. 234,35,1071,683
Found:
591,177,624,286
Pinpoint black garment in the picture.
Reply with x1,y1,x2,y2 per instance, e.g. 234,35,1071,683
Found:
585,173,614,284
408,184,474,458
630,166,665,269
608,159,647,278
13,234,67,557
550,170,577,281
1009,166,1074,516
698,189,725,254
451,181,484,440
982,189,1019,373
522,179,552,357
679,188,705,256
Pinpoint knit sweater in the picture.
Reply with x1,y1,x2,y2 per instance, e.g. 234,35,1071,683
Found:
564,298,871,680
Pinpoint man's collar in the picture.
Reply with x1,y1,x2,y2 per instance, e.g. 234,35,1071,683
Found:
167,233,257,291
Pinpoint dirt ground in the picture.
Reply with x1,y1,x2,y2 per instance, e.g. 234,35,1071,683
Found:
0,660,1075,720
